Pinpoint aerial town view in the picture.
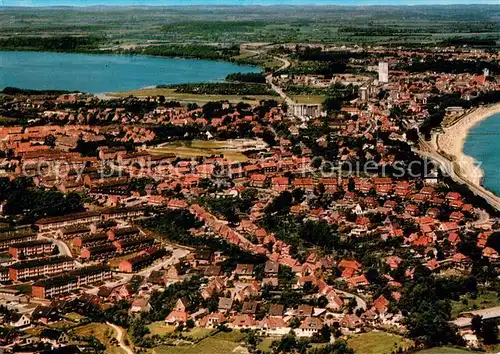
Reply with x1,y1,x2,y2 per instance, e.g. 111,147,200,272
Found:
0,0,499,353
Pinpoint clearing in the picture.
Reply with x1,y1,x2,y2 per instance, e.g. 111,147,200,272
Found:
347,331,414,354
110,88,279,105
417,347,473,354
148,139,267,162
71,322,129,354
451,290,500,319
152,330,245,354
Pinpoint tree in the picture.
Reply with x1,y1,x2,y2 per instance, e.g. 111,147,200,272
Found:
309,341,355,354
44,135,56,148
311,325,331,343
322,97,342,113
471,315,482,334
292,188,305,203
186,319,195,329
481,320,499,345
243,330,261,353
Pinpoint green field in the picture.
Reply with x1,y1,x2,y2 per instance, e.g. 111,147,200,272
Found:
451,290,500,319
292,95,326,104
110,88,279,105
1,6,498,48
149,140,255,162
347,331,414,354
71,323,128,354
152,330,245,354
417,347,472,354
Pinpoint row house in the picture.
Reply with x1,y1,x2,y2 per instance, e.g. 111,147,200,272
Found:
36,212,101,232
72,232,109,249
107,227,141,241
0,232,37,251
31,265,112,299
8,240,54,259
80,244,116,260
101,207,146,221
119,248,168,273
8,256,75,281
112,237,155,254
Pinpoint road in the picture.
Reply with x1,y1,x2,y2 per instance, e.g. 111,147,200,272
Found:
39,235,83,267
107,322,134,354
334,288,367,312
137,248,189,277
240,43,296,111
419,138,500,211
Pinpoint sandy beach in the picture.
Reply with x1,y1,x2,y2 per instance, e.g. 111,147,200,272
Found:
437,103,500,186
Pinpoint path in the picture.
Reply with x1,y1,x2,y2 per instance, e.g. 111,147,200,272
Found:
418,138,500,211
107,322,134,354
334,288,367,312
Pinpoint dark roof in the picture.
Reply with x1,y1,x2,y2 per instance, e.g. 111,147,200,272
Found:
36,212,100,225
33,274,77,288
10,256,73,270
0,232,36,242
264,261,279,273
204,266,222,277
218,297,233,310
268,303,284,316
61,227,91,235
9,240,52,249
112,227,140,236
40,328,65,341
242,301,259,315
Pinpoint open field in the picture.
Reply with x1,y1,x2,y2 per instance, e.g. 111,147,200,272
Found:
110,88,279,105
257,336,281,352
292,95,326,104
152,330,245,354
451,290,500,319
1,6,499,49
148,322,176,336
347,331,414,354
71,322,128,354
148,139,268,162
417,347,473,354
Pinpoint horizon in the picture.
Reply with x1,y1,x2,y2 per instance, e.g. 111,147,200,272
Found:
1,0,499,7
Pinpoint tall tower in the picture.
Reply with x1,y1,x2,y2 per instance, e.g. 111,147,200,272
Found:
378,62,389,83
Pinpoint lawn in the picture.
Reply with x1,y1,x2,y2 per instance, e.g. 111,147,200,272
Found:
451,290,500,319
152,330,245,354
110,88,279,105
149,140,253,162
417,347,472,354
292,95,325,104
64,312,87,322
148,322,176,336
257,336,280,352
71,323,127,354
347,331,414,354
184,328,214,340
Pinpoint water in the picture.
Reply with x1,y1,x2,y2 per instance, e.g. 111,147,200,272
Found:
463,113,500,195
0,51,260,93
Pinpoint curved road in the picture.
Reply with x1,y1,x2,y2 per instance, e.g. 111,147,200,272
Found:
419,138,500,211
107,322,134,354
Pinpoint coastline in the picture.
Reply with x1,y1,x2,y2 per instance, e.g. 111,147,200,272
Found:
436,103,500,187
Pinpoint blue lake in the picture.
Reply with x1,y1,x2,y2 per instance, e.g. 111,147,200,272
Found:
463,113,500,196
0,51,260,93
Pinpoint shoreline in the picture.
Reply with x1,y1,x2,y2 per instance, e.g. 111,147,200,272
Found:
436,103,500,187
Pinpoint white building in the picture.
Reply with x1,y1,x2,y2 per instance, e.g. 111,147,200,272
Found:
378,62,389,83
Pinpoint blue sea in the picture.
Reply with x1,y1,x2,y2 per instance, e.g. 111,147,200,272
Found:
463,113,500,196
0,51,259,93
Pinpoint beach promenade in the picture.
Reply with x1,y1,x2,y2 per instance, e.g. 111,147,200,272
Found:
419,103,500,211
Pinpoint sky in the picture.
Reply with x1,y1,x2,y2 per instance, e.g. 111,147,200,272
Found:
1,0,499,6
